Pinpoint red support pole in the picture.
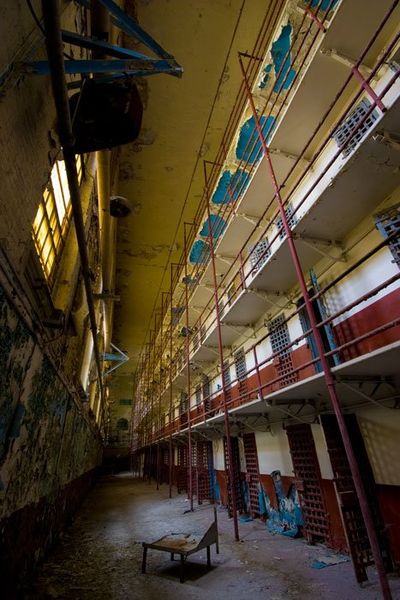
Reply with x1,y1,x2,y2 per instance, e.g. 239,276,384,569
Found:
168,266,174,498
239,53,392,600
351,66,386,112
305,6,327,33
184,223,194,512
204,162,240,542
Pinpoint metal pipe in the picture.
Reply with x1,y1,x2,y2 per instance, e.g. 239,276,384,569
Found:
41,0,104,415
184,224,194,511
204,163,240,541
169,266,174,498
239,53,392,600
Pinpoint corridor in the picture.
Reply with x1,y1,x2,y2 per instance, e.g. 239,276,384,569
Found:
26,475,400,600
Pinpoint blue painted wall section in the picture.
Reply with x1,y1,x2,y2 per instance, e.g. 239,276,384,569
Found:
0,282,102,521
259,24,296,92
211,169,250,204
309,0,339,10
259,470,303,537
236,115,276,163
199,214,226,239
189,239,210,264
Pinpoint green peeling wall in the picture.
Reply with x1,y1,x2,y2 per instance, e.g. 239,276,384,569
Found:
0,284,102,592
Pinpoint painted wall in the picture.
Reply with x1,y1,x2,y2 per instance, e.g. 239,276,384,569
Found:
0,284,102,591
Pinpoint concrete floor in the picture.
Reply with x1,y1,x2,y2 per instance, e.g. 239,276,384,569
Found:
27,473,400,600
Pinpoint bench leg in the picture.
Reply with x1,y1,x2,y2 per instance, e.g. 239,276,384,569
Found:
207,546,211,568
180,555,185,583
142,546,148,574
170,552,174,561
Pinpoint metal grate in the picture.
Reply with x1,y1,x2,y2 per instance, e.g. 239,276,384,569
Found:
202,374,211,411
286,424,331,544
276,204,298,240
374,203,400,268
224,436,244,516
333,98,378,158
268,314,298,386
249,237,271,272
234,348,247,380
222,361,232,403
234,347,248,398
195,384,202,406
242,432,260,517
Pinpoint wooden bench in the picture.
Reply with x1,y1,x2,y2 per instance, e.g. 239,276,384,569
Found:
141,508,219,583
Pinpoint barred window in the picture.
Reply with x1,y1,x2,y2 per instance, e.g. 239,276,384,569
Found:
32,155,84,287
374,203,400,268
333,98,379,158
234,348,247,381
249,237,271,272
276,204,297,240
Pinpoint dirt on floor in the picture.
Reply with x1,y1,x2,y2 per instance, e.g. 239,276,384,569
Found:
25,473,400,600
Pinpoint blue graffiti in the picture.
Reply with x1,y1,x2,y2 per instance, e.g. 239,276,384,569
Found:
271,24,296,93
309,0,339,10
199,214,226,239
212,169,250,204
236,116,276,163
259,470,303,537
189,239,210,264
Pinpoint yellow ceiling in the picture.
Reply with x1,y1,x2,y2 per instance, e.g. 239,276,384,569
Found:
112,0,269,397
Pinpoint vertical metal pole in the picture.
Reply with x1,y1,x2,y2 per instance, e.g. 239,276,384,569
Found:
204,165,240,541
155,311,161,491
168,264,175,498
184,224,194,511
239,54,392,600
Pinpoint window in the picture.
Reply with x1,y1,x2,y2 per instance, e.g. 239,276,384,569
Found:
119,398,132,406
333,98,378,158
195,385,202,406
234,348,247,381
374,203,400,268
32,154,84,287
249,237,271,272
276,204,297,240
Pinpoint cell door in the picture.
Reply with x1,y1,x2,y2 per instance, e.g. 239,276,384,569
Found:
176,444,188,493
268,314,298,387
286,424,331,544
195,441,213,503
223,436,244,516
242,432,260,517
321,414,392,583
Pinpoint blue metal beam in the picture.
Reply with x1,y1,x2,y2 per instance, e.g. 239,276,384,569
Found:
75,0,179,62
61,30,157,61
26,58,183,76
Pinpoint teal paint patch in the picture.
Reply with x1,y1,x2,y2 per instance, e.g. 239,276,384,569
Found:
258,64,272,90
260,470,303,537
271,24,296,93
309,0,338,10
199,214,226,239
212,169,250,204
236,116,275,163
189,240,210,264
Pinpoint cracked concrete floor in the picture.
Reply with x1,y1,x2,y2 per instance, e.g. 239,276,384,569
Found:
27,473,400,600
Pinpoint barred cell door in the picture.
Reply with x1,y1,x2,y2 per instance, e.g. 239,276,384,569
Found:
268,314,298,387
320,414,392,583
286,424,331,544
195,441,213,504
242,432,260,517
187,442,196,496
223,436,243,517
176,444,188,493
